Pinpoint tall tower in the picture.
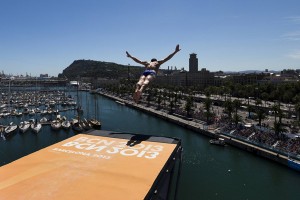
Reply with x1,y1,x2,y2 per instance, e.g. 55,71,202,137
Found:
189,53,198,72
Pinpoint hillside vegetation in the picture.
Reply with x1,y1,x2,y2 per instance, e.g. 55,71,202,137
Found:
59,59,143,79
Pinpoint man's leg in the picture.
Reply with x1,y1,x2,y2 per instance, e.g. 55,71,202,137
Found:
135,75,154,102
139,75,154,93
133,76,145,102
136,76,145,91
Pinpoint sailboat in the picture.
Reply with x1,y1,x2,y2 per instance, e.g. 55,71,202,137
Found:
82,118,92,130
89,118,101,129
40,117,48,123
4,122,18,138
62,120,71,130
89,94,101,129
19,121,30,133
31,119,42,133
71,79,84,133
81,92,92,130
61,116,71,130
31,80,42,133
4,78,18,137
51,115,62,131
71,118,84,132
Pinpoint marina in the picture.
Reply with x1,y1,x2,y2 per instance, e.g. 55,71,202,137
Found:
0,86,101,139
1,87,300,199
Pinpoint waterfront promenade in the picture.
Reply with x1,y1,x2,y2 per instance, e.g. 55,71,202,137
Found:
99,92,300,172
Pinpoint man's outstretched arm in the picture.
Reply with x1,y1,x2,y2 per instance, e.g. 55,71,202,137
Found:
158,44,181,65
126,51,147,66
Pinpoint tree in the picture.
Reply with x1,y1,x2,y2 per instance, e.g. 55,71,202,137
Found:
146,88,153,107
233,113,242,127
204,97,213,123
156,91,162,109
223,99,233,119
231,99,242,127
272,121,287,140
260,92,269,108
256,108,266,127
169,100,174,114
185,95,193,117
283,90,293,104
255,99,262,107
295,102,300,121
233,99,241,117
271,104,280,123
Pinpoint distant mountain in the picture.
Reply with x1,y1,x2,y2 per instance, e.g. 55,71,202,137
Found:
59,59,143,80
59,59,173,80
224,70,280,74
59,59,283,80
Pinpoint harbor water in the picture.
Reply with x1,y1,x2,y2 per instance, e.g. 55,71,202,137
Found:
1,90,300,200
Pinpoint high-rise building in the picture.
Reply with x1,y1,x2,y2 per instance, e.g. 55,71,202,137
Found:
189,53,198,72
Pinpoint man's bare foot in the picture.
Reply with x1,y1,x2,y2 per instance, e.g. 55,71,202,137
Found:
135,91,141,103
133,92,138,102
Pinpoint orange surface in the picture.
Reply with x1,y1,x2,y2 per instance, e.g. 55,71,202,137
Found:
0,134,177,200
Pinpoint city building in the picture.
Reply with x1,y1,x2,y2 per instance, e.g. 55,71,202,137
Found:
40,74,49,78
189,53,198,72
156,53,218,88
155,53,300,88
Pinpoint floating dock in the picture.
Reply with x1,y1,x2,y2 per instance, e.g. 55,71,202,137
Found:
0,130,182,200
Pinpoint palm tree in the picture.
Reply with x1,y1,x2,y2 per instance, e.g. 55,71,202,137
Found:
231,99,241,127
272,121,287,140
204,86,214,98
256,108,266,127
271,104,280,123
146,88,153,107
223,99,233,119
261,92,269,108
255,99,262,108
233,113,242,127
169,100,174,114
185,95,193,117
156,91,162,110
233,99,241,117
278,109,284,124
162,90,168,106
295,102,300,122
204,97,213,123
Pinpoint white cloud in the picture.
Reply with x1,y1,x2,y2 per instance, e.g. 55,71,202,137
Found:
282,16,300,41
287,50,300,59
282,31,300,41
285,16,300,24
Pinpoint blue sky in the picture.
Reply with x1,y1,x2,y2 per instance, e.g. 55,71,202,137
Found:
1,0,300,76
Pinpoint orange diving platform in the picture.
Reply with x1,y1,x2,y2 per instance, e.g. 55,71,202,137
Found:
0,130,182,200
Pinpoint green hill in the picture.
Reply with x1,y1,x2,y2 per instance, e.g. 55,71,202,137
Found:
59,59,143,80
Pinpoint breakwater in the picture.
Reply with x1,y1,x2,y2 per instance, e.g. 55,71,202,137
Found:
100,92,300,172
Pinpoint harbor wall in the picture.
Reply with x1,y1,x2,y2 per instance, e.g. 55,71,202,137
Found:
99,93,299,172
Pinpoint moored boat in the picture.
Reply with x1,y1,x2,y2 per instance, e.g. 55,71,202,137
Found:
31,121,42,133
71,118,84,132
51,120,61,131
89,118,101,130
61,120,71,130
40,117,48,123
19,121,30,133
209,138,226,146
81,118,92,130
4,122,18,138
